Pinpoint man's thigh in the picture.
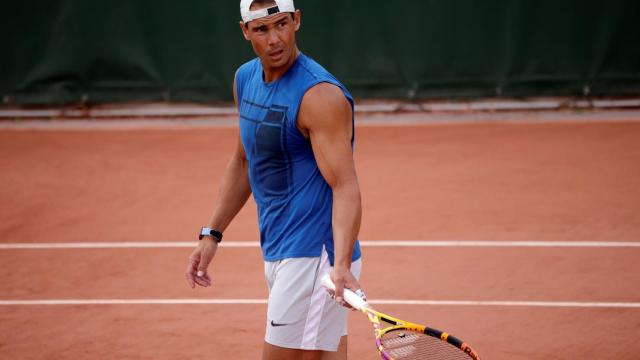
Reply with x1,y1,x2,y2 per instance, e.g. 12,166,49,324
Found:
261,335,348,360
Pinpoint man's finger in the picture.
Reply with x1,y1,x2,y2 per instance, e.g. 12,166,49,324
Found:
200,272,212,282
185,272,195,288
195,270,212,285
333,278,345,304
194,275,211,287
185,259,197,288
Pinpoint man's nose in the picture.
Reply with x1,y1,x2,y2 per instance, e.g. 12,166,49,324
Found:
267,29,280,45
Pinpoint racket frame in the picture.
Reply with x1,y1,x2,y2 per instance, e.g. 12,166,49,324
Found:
320,274,480,360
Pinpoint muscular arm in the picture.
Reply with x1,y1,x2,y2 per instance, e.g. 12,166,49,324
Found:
208,136,251,231
209,77,253,230
209,74,252,231
298,82,362,300
185,76,252,288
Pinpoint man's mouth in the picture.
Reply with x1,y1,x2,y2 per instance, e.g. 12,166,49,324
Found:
269,49,284,59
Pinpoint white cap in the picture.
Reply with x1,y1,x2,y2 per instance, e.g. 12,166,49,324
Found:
240,0,295,23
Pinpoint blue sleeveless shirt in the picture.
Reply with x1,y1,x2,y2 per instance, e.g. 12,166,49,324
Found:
235,53,361,265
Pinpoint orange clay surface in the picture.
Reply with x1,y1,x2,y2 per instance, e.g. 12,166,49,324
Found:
1,112,640,359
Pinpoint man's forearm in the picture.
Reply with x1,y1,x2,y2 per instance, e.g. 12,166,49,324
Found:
331,179,362,268
208,154,252,232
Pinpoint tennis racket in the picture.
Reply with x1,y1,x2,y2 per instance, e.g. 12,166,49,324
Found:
321,274,481,360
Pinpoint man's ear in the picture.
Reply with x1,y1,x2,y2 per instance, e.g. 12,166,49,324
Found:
294,10,301,31
239,21,250,40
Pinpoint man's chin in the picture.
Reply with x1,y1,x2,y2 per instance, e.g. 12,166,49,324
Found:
264,57,288,70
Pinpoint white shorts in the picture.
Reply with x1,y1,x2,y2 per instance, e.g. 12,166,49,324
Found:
263,248,362,351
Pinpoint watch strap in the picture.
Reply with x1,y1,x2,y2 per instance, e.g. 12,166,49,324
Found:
199,227,223,242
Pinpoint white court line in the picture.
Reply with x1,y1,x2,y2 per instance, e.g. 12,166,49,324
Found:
362,240,640,248
0,241,251,249
0,299,267,305
0,299,638,308
1,240,640,249
371,300,640,308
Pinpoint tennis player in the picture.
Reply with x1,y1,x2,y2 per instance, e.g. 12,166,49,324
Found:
185,0,365,358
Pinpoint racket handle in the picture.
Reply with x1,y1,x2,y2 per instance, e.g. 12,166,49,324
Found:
320,273,369,311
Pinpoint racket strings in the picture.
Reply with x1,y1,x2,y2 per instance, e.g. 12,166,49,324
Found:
380,329,471,360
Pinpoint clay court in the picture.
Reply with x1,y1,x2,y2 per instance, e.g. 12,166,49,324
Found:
1,109,639,359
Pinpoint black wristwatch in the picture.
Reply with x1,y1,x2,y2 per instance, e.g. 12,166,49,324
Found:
199,227,223,242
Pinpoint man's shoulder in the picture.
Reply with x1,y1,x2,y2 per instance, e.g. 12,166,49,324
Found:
294,54,332,81
302,82,346,104
295,55,352,107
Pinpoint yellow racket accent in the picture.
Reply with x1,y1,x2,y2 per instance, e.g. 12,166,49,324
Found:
320,275,481,359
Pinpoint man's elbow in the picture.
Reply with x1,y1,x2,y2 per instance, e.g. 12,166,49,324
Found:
331,177,361,196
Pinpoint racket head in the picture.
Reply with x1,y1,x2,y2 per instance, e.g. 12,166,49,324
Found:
377,325,481,360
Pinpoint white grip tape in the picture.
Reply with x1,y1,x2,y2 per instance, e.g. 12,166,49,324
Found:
320,274,369,310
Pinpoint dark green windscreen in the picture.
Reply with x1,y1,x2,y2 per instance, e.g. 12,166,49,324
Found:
1,0,638,105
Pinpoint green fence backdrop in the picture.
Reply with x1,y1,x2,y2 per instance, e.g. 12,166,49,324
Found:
1,0,639,105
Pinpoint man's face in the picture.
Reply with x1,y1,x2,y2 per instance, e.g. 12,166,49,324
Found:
240,9,301,72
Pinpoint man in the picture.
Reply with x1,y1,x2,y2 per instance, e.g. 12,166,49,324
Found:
185,0,365,358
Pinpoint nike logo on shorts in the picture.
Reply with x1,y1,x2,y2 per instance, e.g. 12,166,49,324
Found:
270,320,289,327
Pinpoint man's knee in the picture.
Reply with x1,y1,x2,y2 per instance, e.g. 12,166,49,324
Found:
261,336,347,360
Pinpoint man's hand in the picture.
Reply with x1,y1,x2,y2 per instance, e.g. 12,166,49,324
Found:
185,238,218,288
330,266,365,309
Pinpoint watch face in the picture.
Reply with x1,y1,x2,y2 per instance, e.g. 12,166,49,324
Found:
199,227,221,242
